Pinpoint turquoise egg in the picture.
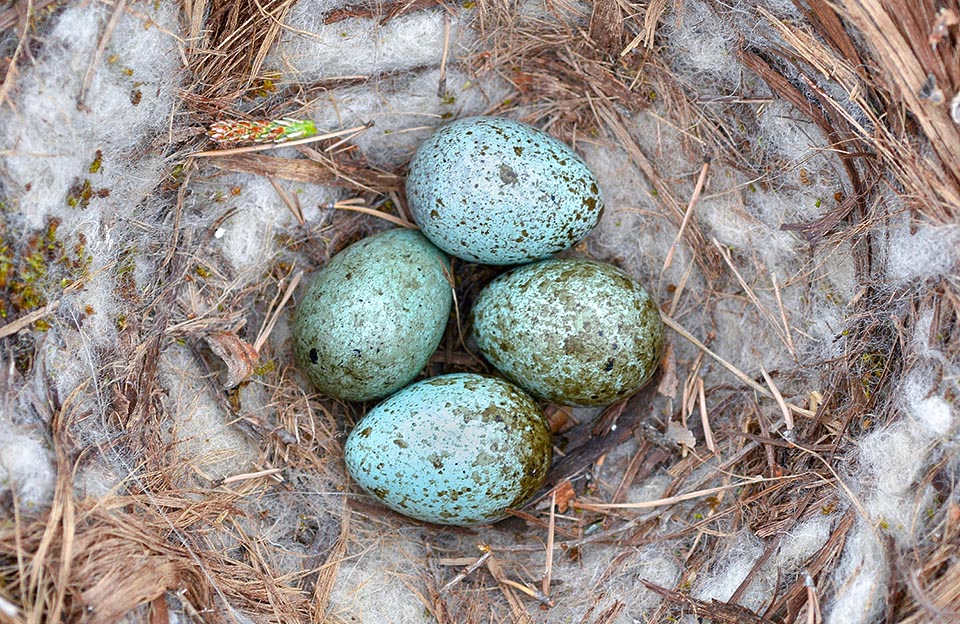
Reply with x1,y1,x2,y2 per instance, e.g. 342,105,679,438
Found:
470,258,664,406
406,116,603,265
344,373,552,526
293,229,451,402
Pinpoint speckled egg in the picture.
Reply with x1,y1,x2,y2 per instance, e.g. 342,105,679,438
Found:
406,116,604,265
470,258,664,407
293,228,452,402
344,373,552,526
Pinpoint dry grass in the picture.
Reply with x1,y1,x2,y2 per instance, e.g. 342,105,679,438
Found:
1,0,958,622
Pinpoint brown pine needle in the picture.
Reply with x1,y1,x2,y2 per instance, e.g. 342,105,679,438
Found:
267,176,304,226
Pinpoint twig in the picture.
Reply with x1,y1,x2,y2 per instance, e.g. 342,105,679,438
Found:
662,159,710,273
221,468,283,484
267,177,304,225
805,571,822,624
437,13,451,97
440,546,492,593
574,474,802,510
500,579,554,608
760,366,795,432
0,0,32,110
713,238,796,358
330,202,417,228
770,272,797,357
253,271,302,354
0,301,62,339
698,378,717,454
542,490,556,598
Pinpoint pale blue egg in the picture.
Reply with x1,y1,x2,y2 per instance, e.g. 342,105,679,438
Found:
406,116,603,265
344,373,552,526
470,258,664,406
293,229,452,402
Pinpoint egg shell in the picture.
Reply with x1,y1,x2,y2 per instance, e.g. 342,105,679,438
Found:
406,116,604,265
344,373,552,526
470,258,664,407
293,228,452,402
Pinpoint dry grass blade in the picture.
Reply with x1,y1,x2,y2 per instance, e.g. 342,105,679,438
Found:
661,313,814,417
574,474,801,511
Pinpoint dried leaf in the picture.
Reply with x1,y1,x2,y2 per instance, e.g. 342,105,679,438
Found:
666,420,696,450
206,331,259,388
552,481,576,513
656,341,678,399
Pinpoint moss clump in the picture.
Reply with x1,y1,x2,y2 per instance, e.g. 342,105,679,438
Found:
0,217,92,327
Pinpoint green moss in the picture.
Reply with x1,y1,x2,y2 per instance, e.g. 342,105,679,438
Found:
0,217,92,331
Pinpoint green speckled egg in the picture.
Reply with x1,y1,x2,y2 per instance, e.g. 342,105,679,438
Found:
344,373,552,526
470,258,664,407
293,229,452,402
406,116,603,265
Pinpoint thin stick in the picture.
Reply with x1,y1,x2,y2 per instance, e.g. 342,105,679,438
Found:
79,0,128,108
574,474,800,510
0,0,31,110
660,312,814,417
770,272,797,357
267,176,304,225
500,579,555,608
440,548,492,593
542,490,556,598
805,571,822,624
253,271,302,354
437,13,451,97
0,301,61,339
191,124,371,157
668,257,695,316
698,378,717,454
760,366,795,432
331,203,417,228
662,159,710,273
221,468,283,484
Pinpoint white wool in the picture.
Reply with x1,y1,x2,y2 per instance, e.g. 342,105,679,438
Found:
0,2,181,227
885,220,960,284
695,531,765,606
660,0,741,88
775,515,834,570
328,536,426,623
271,4,475,81
159,344,259,480
301,67,508,167
545,543,680,624
0,431,55,509
826,520,887,624
902,368,955,437
197,175,340,275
